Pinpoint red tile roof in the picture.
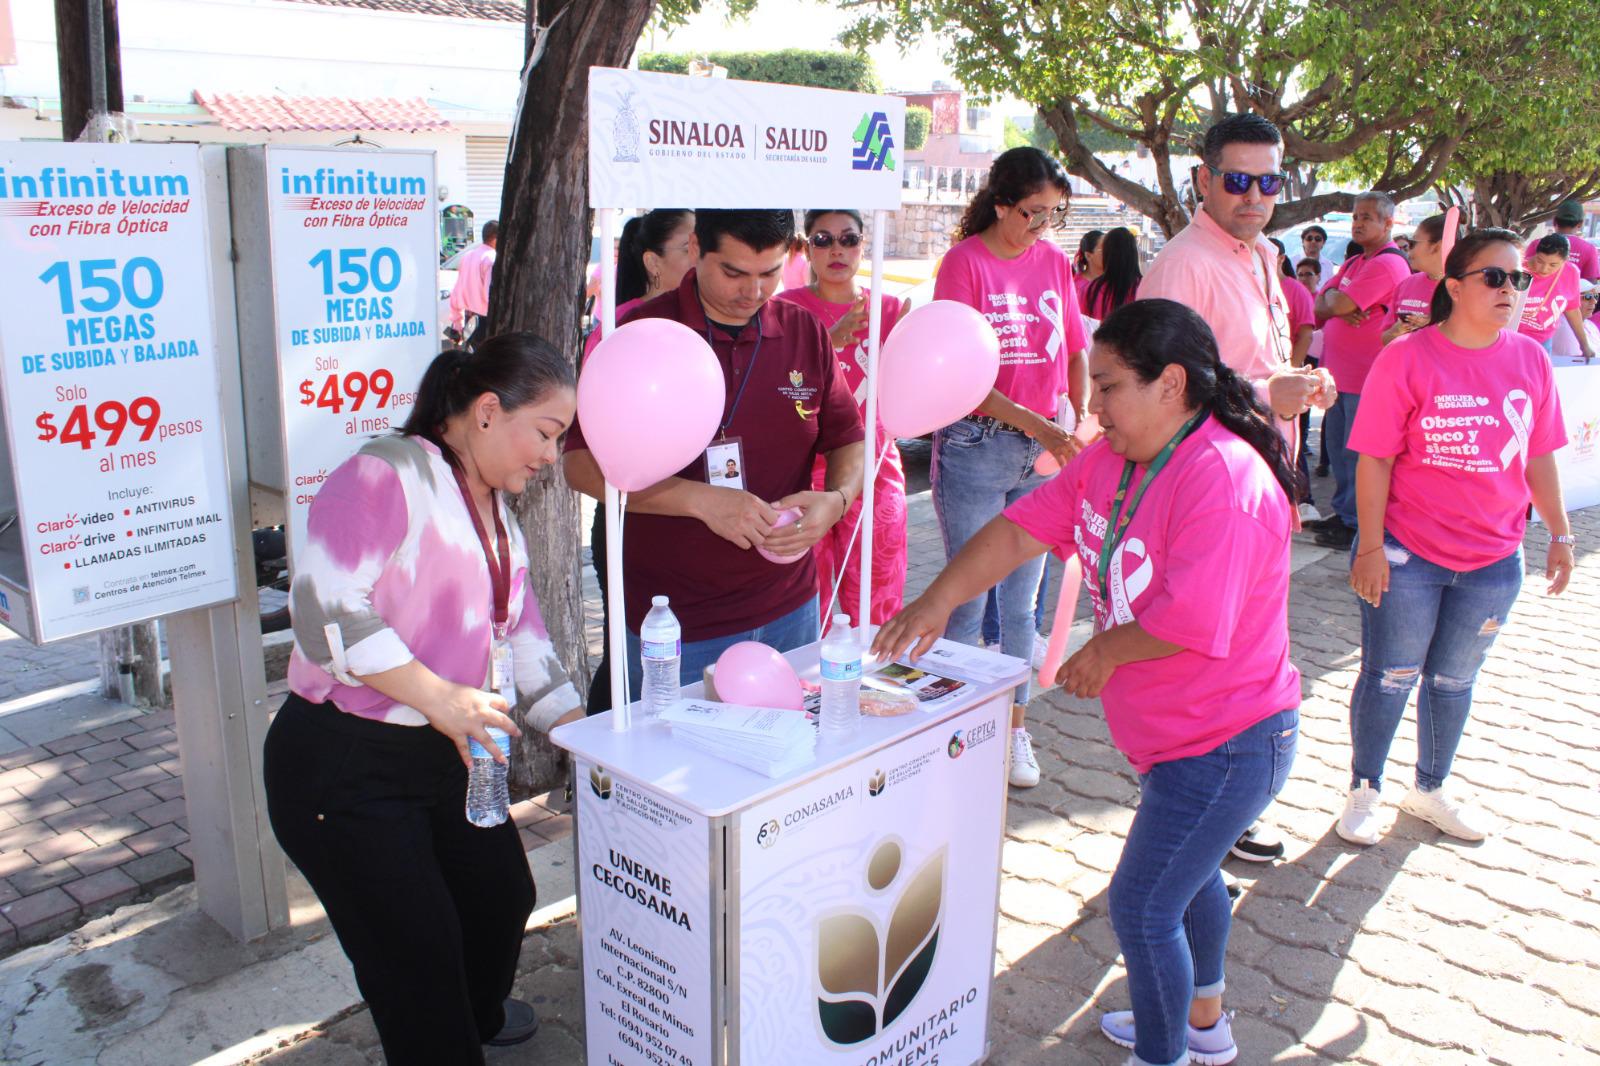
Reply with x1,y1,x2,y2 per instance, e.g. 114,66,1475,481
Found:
278,0,523,21
195,92,450,132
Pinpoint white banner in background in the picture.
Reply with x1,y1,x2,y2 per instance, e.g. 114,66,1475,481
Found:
1551,359,1600,511
0,142,237,642
588,67,905,210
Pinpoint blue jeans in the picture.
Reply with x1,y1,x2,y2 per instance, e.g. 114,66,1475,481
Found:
932,418,1051,704
1349,534,1522,791
624,597,819,700
981,558,1050,644
1110,709,1299,1066
1323,391,1361,527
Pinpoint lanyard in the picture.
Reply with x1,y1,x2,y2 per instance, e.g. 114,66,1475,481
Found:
450,464,511,640
702,304,764,442
1095,412,1207,603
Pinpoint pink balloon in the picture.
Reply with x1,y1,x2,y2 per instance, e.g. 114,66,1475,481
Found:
577,318,726,491
757,507,805,565
878,300,1000,438
715,641,804,710
1441,206,1461,264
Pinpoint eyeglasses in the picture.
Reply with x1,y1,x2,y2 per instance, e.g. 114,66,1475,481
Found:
1014,203,1069,230
1455,266,1533,291
808,231,863,249
1206,165,1287,196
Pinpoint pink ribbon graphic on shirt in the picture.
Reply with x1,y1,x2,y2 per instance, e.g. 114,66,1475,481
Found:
1108,537,1153,626
1039,288,1065,360
1500,389,1533,471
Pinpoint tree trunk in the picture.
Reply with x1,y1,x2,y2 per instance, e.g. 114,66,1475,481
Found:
487,0,656,796
53,0,126,142
1038,103,1191,237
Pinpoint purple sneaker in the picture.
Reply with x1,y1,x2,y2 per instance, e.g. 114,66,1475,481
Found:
1099,1009,1237,1064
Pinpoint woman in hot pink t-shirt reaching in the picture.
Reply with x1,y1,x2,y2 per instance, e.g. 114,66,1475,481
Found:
930,146,1090,789
874,299,1299,1066
1338,228,1575,849
1518,233,1593,358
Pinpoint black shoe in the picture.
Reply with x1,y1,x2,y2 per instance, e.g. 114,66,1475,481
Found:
486,998,540,1046
1222,868,1242,900
1314,464,1330,478
1230,826,1286,863
1314,521,1356,549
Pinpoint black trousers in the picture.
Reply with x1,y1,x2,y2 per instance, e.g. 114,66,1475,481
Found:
263,695,535,1065
586,503,612,715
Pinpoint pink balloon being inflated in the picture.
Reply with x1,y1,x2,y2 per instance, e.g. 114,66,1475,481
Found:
1034,413,1103,475
714,641,804,710
577,318,726,491
878,300,1000,438
757,507,805,564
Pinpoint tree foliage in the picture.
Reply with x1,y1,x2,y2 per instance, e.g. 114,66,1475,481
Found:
639,48,878,92
905,104,931,150
844,0,1600,236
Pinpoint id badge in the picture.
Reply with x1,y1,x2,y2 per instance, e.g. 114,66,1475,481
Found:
491,638,516,704
705,437,746,490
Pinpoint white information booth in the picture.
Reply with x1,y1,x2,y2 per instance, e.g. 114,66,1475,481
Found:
554,69,1021,1065
1550,356,1600,511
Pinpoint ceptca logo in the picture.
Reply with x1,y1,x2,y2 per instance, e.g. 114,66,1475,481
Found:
756,818,780,849
947,730,965,759
868,769,886,797
965,719,998,750
816,838,945,1044
851,111,896,172
589,765,612,800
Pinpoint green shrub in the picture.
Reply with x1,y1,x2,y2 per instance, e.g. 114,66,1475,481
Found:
638,49,879,93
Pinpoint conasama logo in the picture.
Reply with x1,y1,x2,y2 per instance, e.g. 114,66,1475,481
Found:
816,839,945,1044
756,818,780,849
851,111,896,172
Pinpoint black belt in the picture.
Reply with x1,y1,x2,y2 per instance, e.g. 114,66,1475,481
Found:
962,414,1028,435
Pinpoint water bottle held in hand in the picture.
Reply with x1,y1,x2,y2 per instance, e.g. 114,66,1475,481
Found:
819,614,862,739
640,595,682,718
465,727,511,827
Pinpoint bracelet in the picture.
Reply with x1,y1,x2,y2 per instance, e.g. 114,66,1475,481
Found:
833,488,849,512
1552,534,1577,546
1356,544,1385,559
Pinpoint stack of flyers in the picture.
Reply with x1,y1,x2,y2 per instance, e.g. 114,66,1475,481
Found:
659,700,817,777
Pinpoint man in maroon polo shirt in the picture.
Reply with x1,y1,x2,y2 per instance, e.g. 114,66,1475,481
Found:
565,209,865,695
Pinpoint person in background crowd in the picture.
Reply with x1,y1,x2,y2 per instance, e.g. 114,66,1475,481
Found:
1394,234,1414,255
1380,214,1449,348
933,146,1089,789
780,231,811,291
1296,258,1322,294
582,210,696,715
1338,228,1573,846
776,209,909,627
1271,237,1319,519
1525,199,1600,282
1519,235,1594,360
1554,278,1600,359
1299,224,1336,290
1084,226,1143,319
1141,113,1333,867
1074,228,1106,306
564,209,864,693
266,335,585,1064
1312,191,1413,550
448,220,497,346
875,300,1300,1066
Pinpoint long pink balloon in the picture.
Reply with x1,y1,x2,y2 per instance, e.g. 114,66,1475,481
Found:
1440,205,1461,264
1037,554,1083,690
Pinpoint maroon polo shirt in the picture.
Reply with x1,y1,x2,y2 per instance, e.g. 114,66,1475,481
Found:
566,270,864,641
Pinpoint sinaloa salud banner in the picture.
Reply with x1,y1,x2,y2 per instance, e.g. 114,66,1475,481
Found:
0,142,237,642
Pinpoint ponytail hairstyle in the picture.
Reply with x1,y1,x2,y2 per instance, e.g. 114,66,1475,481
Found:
1093,299,1296,503
955,146,1070,242
1428,227,1522,325
616,208,694,304
402,333,576,470
1085,227,1142,314
1268,236,1295,278
1074,229,1104,275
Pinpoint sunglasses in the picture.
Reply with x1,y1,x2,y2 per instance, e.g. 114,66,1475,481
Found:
1206,164,1287,196
1014,203,1069,230
1456,266,1533,291
808,231,863,249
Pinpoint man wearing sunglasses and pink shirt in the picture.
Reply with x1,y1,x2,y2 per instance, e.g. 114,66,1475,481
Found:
1140,112,1335,874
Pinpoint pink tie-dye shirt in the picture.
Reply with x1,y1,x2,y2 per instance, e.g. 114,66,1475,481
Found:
288,435,579,730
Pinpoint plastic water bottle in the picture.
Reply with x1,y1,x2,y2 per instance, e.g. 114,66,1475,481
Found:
641,595,682,717
819,614,862,738
465,728,510,827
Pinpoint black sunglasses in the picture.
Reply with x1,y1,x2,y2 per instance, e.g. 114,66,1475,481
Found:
1206,164,1287,196
1455,266,1533,292
808,231,863,249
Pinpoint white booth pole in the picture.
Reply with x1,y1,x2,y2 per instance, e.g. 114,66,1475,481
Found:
597,208,632,732
858,209,887,640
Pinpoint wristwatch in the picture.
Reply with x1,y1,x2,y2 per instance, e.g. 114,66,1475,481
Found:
1552,534,1577,546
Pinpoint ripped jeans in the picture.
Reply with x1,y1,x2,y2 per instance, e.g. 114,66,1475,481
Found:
1349,533,1523,792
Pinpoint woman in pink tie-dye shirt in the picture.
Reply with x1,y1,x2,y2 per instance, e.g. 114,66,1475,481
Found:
264,333,581,1064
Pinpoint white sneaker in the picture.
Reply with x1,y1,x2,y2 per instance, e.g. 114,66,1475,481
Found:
1336,783,1383,845
1009,728,1041,788
1031,632,1049,669
1298,502,1323,524
1400,784,1491,841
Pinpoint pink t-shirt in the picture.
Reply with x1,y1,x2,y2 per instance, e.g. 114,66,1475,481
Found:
1383,271,1436,332
1281,269,1315,335
1004,416,1300,773
934,235,1087,418
1320,244,1413,394
1518,262,1581,344
1350,326,1565,571
1526,233,1600,282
